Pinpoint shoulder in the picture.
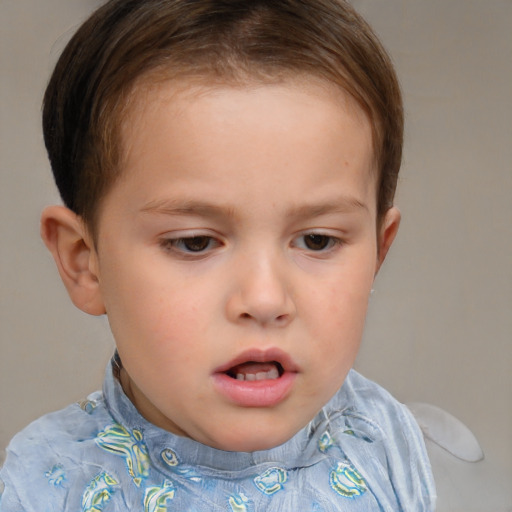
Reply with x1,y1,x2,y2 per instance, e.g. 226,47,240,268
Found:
325,370,437,510
5,390,107,454
0,391,109,511
329,369,426,444
335,369,427,437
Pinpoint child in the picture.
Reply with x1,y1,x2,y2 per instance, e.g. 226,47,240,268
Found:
0,0,436,510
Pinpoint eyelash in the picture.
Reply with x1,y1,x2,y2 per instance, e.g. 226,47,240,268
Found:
293,233,343,253
159,232,342,257
159,235,222,256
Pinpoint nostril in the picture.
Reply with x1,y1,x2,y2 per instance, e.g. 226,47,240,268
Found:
239,312,289,324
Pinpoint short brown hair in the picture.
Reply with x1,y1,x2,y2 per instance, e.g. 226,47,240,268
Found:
43,0,403,235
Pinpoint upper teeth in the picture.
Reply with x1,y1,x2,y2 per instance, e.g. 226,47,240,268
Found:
236,367,280,381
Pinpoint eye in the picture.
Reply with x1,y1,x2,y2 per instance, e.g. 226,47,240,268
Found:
294,233,341,252
179,236,214,252
160,235,220,254
303,234,331,251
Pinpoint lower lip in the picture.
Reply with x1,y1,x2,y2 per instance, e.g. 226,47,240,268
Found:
212,372,296,408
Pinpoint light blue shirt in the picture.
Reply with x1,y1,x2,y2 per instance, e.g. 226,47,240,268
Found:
0,357,436,511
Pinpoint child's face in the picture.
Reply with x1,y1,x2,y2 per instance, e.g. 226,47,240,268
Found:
87,79,398,452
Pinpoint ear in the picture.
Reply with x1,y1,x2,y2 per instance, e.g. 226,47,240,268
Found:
375,206,401,274
40,206,105,316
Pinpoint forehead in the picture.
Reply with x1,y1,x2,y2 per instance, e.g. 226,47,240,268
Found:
95,77,379,237
120,74,376,170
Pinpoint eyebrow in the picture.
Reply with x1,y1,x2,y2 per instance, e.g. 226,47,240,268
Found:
286,197,369,218
140,199,236,218
140,196,368,219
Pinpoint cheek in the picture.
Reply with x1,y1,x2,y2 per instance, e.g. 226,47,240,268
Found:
305,265,373,354
112,273,220,360
98,258,180,342
317,264,373,316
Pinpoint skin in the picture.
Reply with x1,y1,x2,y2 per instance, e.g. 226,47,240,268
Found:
41,79,400,452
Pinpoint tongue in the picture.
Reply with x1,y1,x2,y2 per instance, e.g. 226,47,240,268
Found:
230,361,279,377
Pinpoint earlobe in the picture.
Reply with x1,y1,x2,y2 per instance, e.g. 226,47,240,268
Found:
375,206,401,274
40,206,106,316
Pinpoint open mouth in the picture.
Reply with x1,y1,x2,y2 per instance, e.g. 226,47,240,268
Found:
225,361,285,381
212,350,297,407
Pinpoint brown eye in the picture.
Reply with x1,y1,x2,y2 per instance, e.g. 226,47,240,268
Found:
303,234,331,251
160,235,222,257
182,236,212,252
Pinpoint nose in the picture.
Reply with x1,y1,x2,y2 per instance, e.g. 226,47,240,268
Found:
226,249,296,327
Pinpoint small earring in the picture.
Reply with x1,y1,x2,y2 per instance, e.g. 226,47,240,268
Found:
370,289,375,295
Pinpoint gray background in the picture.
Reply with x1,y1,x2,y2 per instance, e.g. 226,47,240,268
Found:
1,1,511,510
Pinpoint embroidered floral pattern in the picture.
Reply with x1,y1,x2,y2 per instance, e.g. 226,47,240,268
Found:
81,472,119,512
161,448,179,467
78,399,98,415
143,479,176,512
45,464,66,487
318,431,334,453
95,423,150,486
161,448,202,482
329,461,367,498
253,467,287,495
228,492,250,511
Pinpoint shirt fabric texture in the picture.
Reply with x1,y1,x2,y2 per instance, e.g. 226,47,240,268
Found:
0,357,436,511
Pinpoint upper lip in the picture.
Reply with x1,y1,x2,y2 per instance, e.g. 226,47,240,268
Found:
213,348,300,375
